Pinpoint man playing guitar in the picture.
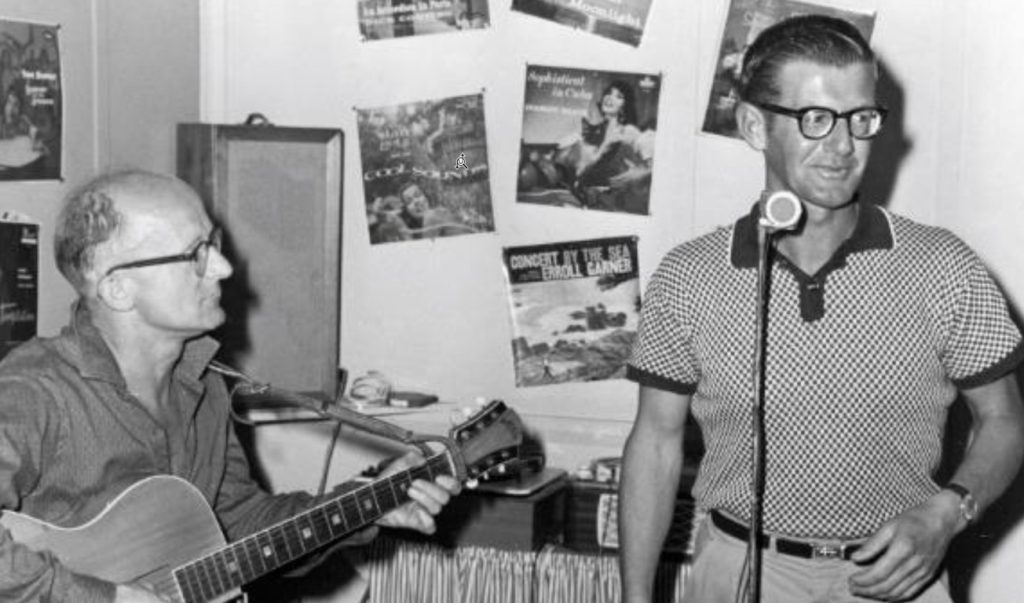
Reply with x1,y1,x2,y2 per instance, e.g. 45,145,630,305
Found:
0,170,461,602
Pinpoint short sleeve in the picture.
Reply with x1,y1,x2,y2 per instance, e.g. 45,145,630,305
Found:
941,246,1024,389
627,251,701,394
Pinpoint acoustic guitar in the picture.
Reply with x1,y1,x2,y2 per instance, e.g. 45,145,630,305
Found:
1,400,524,603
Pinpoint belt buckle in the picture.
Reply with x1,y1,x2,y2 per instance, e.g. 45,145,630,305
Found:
811,543,844,560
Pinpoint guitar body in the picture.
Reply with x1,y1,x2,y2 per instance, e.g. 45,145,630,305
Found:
1,475,236,602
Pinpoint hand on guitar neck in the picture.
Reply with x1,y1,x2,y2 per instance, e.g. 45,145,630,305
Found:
373,450,462,535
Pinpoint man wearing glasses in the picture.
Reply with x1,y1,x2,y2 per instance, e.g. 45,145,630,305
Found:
0,171,459,601
620,15,1023,603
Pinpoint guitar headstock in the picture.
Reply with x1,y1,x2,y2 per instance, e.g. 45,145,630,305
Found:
448,400,524,485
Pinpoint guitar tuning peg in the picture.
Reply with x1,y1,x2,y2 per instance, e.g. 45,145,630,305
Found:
496,463,507,475
474,396,488,408
466,478,479,489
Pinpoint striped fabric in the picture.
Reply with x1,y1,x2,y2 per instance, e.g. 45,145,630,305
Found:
356,536,689,603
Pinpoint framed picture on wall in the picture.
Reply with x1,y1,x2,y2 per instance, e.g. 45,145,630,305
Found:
358,0,490,40
517,65,660,215
503,236,639,388
0,18,62,181
702,0,876,139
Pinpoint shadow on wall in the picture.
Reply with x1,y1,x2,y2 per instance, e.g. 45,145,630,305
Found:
860,58,912,208
939,298,1024,603
211,227,257,371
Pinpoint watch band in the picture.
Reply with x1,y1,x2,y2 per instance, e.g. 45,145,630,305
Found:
944,482,978,524
945,482,970,498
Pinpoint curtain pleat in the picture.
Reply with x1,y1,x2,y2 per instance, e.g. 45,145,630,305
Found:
358,536,688,602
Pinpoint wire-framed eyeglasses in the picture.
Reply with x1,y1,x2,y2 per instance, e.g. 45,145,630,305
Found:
755,103,888,140
104,227,223,278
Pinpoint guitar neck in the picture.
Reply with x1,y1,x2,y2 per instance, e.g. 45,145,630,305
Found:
173,452,453,603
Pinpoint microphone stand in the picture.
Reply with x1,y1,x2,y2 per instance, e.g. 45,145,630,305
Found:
745,218,773,603
744,190,799,603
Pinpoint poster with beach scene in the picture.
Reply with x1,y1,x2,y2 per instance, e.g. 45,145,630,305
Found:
503,236,639,387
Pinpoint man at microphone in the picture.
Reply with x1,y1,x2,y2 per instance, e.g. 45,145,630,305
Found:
619,14,1024,603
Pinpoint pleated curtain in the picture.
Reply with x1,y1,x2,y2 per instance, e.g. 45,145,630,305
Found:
359,536,689,603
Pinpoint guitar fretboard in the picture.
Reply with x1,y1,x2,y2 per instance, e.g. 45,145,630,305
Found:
173,453,451,603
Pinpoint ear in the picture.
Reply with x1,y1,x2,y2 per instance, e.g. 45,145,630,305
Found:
735,101,768,151
95,273,135,313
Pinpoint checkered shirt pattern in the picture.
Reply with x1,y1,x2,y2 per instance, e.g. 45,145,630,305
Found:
628,205,1024,539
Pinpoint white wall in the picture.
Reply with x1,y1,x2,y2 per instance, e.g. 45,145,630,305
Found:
936,2,1024,601
201,1,1023,600
95,0,201,174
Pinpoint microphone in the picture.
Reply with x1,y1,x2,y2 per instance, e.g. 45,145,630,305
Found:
760,190,803,231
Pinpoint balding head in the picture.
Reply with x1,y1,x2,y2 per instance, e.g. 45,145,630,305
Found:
54,170,204,294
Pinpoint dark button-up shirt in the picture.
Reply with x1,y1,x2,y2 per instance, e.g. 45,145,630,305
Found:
0,302,321,601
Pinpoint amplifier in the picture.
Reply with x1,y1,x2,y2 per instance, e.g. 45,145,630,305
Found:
563,478,697,560
431,468,568,551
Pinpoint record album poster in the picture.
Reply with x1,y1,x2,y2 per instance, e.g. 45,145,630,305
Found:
504,236,639,388
702,0,875,139
517,65,659,216
357,93,495,245
0,221,38,361
0,18,61,181
516,65,659,214
358,0,490,40
511,0,652,47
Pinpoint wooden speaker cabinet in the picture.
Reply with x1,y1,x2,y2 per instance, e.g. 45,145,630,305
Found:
177,123,344,400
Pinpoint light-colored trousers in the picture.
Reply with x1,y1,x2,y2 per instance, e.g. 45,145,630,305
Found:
682,517,953,603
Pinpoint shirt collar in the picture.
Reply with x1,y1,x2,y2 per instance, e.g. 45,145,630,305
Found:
63,300,220,387
730,199,894,269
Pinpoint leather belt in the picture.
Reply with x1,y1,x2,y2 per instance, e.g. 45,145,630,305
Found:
710,510,862,561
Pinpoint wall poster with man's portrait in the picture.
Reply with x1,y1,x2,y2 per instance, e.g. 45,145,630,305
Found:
517,65,660,216
0,18,61,181
702,0,876,139
357,93,495,245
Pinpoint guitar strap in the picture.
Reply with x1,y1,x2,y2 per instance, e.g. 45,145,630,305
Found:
209,361,439,457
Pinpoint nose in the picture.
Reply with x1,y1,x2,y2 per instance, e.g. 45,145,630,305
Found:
206,247,234,280
823,117,856,155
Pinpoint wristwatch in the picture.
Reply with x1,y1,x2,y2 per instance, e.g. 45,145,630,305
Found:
944,482,979,525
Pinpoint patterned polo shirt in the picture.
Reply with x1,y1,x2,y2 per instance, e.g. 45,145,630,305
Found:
628,202,1024,539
